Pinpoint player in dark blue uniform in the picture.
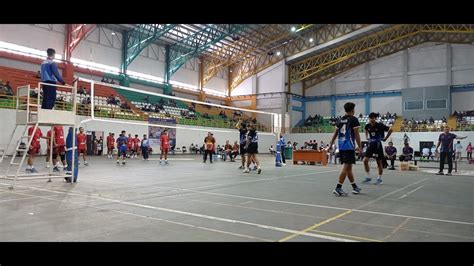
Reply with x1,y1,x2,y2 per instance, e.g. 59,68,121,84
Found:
116,130,128,165
329,102,362,196
236,119,248,170
243,121,261,174
362,112,393,185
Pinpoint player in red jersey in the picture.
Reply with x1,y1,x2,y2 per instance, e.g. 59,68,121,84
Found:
52,125,67,172
77,127,88,166
160,129,170,164
133,134,141,158
26,126,46,173
127,134,134,158
106,132,115,159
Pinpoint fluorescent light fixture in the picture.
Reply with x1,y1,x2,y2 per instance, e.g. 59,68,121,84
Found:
0,41,63,62
276,51,281,56
309,38,314,43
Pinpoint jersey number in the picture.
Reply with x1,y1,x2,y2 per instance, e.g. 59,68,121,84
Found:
340,125,346,135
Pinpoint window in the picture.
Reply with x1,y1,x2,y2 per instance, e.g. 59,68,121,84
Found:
404,101,423,110
426,99,447,109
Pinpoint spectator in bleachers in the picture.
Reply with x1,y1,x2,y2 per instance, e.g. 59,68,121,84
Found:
442,116,447,123
107,95,115,105
81,96,91,105
78,86,87,96
429,116,434,124
114,95,121,105
144,95,150,103
399,142,413,161
3,81,13,96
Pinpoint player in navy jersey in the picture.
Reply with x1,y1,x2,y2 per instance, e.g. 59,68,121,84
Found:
243,121,261,174
329,102,362,196
362,112,393,185
236,119,248,170
116,130,128,165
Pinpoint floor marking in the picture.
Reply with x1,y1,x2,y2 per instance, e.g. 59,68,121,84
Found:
278,210,353,242
398,185,425,199
0,185,356,242
382,217,411,241
53,176,474,226
310,229,383,242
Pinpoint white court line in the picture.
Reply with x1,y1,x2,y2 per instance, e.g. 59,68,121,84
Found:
0,184,355,242
398,185,425,199
80,176,474,226
0,188,272,242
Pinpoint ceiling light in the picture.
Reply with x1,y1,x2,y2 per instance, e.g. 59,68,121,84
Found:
291,26,296,32
309,38,313,43
276,51,281,56
111,32,116,36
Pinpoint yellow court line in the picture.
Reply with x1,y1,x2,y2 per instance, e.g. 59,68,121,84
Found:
278,210,352,242
310,229,383,242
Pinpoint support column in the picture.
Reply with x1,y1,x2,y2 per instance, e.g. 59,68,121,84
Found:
402,49,408,88
164,44,171,84
330,78,336,117
446,43,452,86
198,58,205,102
331,95,336,117
365,93,370,115
365,62,371,115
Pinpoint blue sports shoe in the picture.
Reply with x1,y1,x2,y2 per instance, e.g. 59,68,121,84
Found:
374,179,383,185
362,177,372,183
352,186,362,194
333,187,347,196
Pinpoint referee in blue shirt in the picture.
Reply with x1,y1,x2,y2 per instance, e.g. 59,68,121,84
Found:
41,48,65,109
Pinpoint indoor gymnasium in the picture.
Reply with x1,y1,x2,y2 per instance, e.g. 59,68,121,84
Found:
0,24,473,242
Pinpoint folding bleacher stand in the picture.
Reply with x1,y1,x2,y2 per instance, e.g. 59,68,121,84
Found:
0,82,78,189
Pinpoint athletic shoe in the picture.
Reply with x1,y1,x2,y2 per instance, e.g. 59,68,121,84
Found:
203,161,206,163
252,166,258,171
25,168,32,173
257,168,262,174
389,166,395,170
165,161,168,164
159,161,163,165
243,168,250,173
374,179,383,185
84,162,88,166
116,161,120,165
333,188,347,196
282,163,286,166
210,161,213,164
30,168,38,173
53,167,60,172
446,172,452,176
436,172,444,175
362,177,372,183
238,165,244,169
352,186,362,194
122,161,126,165
45,165,50,168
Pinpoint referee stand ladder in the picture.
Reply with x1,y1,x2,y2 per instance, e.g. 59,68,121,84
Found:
0,81,78,189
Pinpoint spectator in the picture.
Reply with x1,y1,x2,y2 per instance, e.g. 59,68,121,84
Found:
442,116,447,123
399,142,413,161
78,86,87,95
36,71,41,79
466,142,472,161
144,95,150,103
107,95,115,105
429,116,434,124
3,81,13,96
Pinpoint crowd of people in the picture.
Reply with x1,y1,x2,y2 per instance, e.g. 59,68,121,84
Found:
0,80,13,97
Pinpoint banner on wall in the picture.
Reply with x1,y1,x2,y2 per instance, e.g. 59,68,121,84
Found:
148,118,177,148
